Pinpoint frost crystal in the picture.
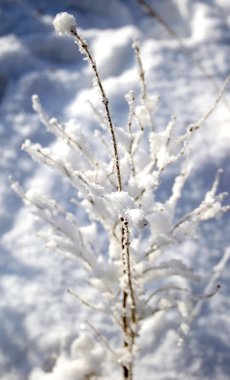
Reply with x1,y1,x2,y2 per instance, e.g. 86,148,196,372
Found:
53,12,76,35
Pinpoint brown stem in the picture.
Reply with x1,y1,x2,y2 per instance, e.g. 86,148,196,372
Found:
121,217,136,380
71,29,122,192
71,28,137,379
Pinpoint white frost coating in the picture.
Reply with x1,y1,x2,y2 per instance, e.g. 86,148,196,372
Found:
32,94,50,128
135,105,152,128
167,165,189,211
53,12,77,35
106,191,135,213
106,191,148,229
148,207,171,238
10,178,25,198
117,348,133,367
116,127,131,150
214,246,230,273
177,322,190,346
177,300,191,319
126,208,148,229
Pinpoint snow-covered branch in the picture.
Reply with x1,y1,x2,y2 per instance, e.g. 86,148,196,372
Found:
13,11,230,380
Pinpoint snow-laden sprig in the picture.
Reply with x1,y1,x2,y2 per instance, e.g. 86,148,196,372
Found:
171,169,230,241
54,12,123,193
12,11,230,380
53,12,77,35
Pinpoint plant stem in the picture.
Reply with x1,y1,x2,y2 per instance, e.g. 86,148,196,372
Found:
71,28,137,380
72,29,122,192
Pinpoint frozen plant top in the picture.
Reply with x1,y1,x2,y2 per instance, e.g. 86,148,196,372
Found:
53,12,76,35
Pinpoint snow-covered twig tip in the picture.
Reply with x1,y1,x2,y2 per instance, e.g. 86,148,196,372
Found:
53,12,77,35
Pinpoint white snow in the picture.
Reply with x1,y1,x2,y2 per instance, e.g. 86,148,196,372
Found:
53,13,77,35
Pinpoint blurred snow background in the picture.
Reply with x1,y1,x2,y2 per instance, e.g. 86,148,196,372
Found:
0,0,230,379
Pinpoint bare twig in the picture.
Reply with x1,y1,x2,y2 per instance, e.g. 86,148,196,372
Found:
191,247,230,320
67,288,106,313
126,91,136,176
85,320,118,360
187,76,230,133
133,39,154,129
133,40,147,103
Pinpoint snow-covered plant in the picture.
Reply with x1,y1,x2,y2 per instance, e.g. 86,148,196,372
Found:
12,12,230,380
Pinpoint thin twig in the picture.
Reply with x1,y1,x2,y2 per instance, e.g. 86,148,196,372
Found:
133,40,147,102
85,320,118,360
67,289,107,313
191,247,230,320
133,39,153,128
70,26,137,379
187,75,230,133
126,91,136,177
71,29,123,192
146,285,189,305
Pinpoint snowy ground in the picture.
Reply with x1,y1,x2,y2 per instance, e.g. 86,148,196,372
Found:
0,0,230,379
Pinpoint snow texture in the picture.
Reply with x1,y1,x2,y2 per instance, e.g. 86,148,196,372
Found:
53,12,77,35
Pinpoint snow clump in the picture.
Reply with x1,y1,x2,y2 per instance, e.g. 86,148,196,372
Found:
53,12,77,35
